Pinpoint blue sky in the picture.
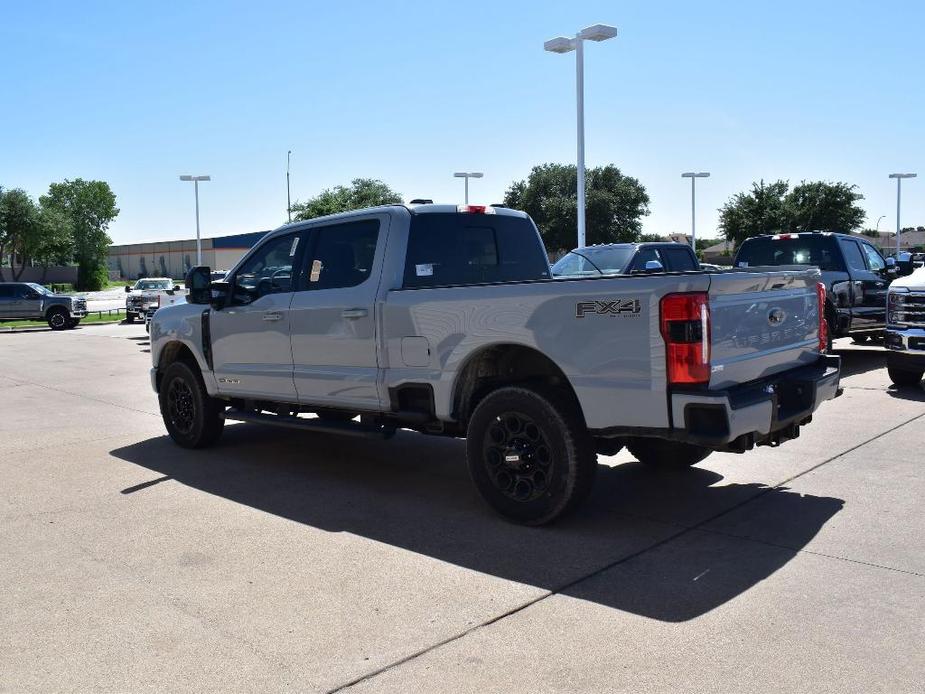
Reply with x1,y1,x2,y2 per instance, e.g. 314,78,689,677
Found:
2,0,923,245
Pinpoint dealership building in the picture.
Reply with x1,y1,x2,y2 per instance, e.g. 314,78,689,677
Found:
107,230,268,280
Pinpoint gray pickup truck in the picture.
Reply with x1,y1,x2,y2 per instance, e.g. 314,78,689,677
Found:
0,282,87,329
150,204,841,524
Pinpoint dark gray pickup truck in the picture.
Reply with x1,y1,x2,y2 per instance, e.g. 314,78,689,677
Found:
0,282,87,329
151,204,842,524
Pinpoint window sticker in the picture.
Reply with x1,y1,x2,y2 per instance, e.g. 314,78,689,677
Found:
289,237,300,257
416,263,434,277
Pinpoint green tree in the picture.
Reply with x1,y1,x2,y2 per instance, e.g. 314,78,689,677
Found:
291,178,402,221
718,180,790,246
41,179,118,290
504,163,650,251
32,206,74,282
0,188,41,281
784,181,864,233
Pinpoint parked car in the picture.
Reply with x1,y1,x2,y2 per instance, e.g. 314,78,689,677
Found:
552,242,700,277
150,204,840,525
125,278,177,322
734,232,899,345
0,282,87,330
885,266,925,387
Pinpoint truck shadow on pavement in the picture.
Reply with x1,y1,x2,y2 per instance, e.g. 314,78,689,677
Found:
111,426,843,623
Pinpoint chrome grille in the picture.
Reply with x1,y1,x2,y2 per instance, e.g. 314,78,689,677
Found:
890,291,925,328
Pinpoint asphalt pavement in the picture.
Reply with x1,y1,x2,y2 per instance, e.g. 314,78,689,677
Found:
1,323,923,693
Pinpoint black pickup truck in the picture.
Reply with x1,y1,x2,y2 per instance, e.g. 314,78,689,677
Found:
734,232,900,344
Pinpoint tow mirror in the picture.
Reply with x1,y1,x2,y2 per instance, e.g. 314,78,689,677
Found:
644,260,664,272
124,285,131,293
186,265,212,304
209,281,231,310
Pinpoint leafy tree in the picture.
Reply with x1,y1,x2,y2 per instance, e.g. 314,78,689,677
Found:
503,163,650,251
785,181,864,233
41,179,118,290
718,180,790,246
639,233,665,242
0,188,41,280
291,178,402,221
32,206,74,282
859,229,881,238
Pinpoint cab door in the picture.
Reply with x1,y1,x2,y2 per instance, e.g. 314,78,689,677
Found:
850,240,889,330
11,284,44,318
288,215,387,411
209,231,304,400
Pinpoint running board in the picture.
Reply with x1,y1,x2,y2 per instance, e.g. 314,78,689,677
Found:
222,409,396,439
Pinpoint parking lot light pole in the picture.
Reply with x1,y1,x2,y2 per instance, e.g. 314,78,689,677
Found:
544,23,618,249
681,172,710,251
889,173,917,256
179,175,211,266
453,172,483,204
287,151,292,223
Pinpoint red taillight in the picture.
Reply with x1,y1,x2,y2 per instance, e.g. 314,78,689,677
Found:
456,204,495,214
660,292,711,385
816,281,827,352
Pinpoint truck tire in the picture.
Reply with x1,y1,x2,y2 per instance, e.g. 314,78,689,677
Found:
125,312,135,323
888,365,924,388
159,361,225,448
466,386,596,525
66,318,81,329
47,307,69,331
626,438,712,468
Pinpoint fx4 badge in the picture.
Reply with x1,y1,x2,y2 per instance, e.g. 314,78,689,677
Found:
576,299,641,318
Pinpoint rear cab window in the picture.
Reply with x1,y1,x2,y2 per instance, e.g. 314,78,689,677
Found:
735,235,845,272
661,246,699,272
403,213,550,288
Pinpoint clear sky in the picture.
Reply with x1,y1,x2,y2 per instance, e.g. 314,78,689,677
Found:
2,0,923,245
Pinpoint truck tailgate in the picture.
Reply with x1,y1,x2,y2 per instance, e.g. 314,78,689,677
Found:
708,270,822,389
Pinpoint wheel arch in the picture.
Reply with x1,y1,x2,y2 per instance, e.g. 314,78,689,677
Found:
154,341,201,393
450,343,585,430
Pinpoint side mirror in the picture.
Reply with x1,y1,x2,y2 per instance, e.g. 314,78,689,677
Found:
886,257,896,269
124,285,131,293
644,260,664,272
186,265,212,304
209,281,231,310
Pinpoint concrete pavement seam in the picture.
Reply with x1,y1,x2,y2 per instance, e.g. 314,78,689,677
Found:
0,374,160,418
327,408,925,693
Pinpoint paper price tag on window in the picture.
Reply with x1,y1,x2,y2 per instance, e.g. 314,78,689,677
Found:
415,263,434,277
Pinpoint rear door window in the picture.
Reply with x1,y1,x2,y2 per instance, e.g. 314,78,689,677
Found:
661,247,698,271
630,247,664,272
404,213,549,288
304,219,381,290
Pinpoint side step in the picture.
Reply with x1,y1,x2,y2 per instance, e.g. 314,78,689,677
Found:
222,409,396,439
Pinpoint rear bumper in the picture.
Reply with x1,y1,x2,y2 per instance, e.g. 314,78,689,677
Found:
591,355,842,452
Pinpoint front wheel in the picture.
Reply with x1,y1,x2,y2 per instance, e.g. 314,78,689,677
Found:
158,361,225,448
466,386,596,525
125,312,135,323
66,318,81,329
888,365,924,388
626,438,713,468
47,307,69,330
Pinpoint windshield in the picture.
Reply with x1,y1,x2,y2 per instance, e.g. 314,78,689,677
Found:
134,280,171,290
551,247,635,277
26,283,53,295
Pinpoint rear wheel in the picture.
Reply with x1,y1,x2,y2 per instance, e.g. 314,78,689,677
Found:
47,307,69,331
626,438,712,468
159,360,225,448
66,318,80,329
888,365,924,388
466,386,596,525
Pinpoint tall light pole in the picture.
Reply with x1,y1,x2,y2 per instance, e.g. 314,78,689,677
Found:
875,215,885,233
179,175,211,265
681,172,710,251
287,150,292,223
453,172,483,204
544,23,618,249
889,173,917,256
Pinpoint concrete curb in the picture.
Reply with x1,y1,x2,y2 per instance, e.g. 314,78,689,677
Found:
0,319,127,334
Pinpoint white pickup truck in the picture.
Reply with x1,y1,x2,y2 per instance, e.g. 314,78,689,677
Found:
885,266,925,387
150,204,841,524
125,278,184,322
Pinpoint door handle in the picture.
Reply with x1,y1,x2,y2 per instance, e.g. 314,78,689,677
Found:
263,311,283,322
341,308,368,320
